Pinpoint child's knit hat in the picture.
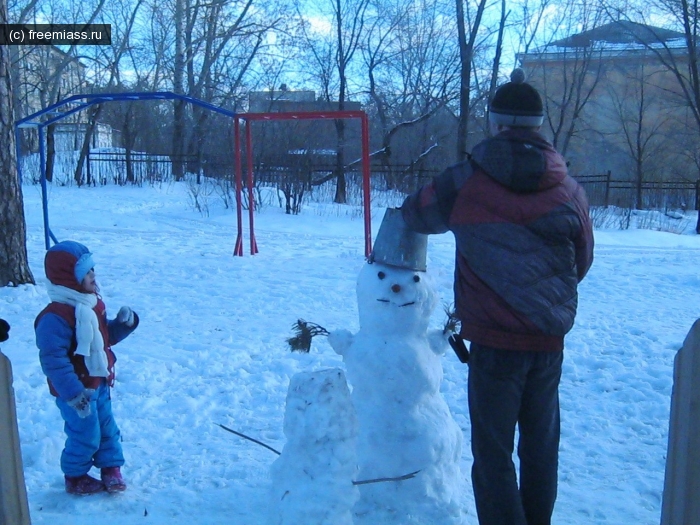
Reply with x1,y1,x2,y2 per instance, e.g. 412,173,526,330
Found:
45,241,95,290
489,68,544,127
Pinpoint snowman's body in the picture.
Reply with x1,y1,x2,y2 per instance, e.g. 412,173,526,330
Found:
270,368,359,525
329,261,465,525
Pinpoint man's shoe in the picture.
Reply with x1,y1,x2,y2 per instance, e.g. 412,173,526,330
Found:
65,474,105,495
101,467,127,493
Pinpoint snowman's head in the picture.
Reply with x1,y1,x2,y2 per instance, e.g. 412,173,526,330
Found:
356,261,437,334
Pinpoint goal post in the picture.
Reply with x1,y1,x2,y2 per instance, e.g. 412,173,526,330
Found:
232,110,373,258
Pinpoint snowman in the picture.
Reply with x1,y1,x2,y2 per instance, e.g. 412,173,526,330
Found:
270,368,359,525
328,208,466,525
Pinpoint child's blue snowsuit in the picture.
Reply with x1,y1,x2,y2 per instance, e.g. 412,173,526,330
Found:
35,241,138,477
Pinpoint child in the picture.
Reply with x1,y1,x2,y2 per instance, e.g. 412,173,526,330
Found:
35,241,139,495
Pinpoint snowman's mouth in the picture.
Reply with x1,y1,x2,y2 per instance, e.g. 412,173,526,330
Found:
377,299,415,307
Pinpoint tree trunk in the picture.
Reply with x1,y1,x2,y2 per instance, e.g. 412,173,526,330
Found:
636,160,643,210
125,146,134,184
75,104,103,186
172,0,186,181
455,0,487,162
334,118,347,204
0,0,35,286
45,123,56,183
455,0,469,162
124,104,136,184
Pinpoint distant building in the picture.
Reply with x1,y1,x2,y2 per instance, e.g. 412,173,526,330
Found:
246,86,363,168
248,86,362,113
518,21,694,186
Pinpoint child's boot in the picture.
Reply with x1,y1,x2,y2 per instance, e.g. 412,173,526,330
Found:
65,474,105,495
101,467,127,493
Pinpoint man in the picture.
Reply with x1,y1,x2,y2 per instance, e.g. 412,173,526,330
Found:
400,68,594,525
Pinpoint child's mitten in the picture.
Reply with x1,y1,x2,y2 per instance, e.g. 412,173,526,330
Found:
67,389,95,418
117,306,135,327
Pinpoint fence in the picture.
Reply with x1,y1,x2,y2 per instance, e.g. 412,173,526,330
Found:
26,149,700,218
574,172,700,211
86,150,183,185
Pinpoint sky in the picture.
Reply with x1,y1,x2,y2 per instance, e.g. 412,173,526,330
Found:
1,177,699,524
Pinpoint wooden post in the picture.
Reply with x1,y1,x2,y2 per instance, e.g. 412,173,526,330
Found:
604,170,611,208
660,319,700,525
0,348,31,525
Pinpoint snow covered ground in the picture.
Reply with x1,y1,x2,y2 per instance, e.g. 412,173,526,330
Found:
1,180,699,524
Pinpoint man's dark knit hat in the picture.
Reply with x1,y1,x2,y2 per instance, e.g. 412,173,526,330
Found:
489,68,544,127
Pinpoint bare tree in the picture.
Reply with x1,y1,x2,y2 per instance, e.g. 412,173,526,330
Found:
172,0,186,180
9,0,107,182
659,0,700,231
0,0,34,286
295,0,370,203
72,0,146,186
517,0,607,157
183,0,283,180
614,3,700,180
604,63,673,207
154,0,287,181
455,0,489,161
487,0,508,129
362,0,460,177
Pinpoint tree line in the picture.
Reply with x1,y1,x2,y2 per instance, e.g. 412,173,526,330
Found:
3,0,700,285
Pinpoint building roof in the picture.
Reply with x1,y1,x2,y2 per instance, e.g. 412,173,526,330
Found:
553,21,684,48
525,21,687,58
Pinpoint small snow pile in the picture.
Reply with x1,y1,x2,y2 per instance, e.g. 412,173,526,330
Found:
269,368,358,525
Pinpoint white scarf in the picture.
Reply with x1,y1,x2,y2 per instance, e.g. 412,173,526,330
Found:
46,283,109,377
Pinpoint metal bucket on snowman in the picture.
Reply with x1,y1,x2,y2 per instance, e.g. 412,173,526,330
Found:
368,208,428,272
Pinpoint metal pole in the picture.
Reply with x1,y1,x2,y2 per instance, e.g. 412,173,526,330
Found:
233,118,244,256
38,125,51,249
14,126,23,186
245,121,258,255
361,113,372,257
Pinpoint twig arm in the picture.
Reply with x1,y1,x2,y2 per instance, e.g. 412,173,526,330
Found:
352,470,421,485
217,423,281,455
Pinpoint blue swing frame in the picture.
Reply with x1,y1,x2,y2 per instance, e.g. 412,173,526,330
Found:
15,92,236,250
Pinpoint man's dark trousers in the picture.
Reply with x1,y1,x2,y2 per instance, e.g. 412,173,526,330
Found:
468,343,562,525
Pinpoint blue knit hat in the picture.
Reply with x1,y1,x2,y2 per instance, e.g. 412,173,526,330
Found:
45,241,95,289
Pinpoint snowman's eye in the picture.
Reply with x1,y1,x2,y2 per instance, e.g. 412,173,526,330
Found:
378,271,386,280
413,275,420,282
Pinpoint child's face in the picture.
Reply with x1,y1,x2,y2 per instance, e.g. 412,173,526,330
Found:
81,269,97,293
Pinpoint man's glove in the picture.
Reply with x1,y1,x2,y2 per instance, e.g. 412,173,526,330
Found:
67,389,95,418
0,318,9,342
116,306,135,327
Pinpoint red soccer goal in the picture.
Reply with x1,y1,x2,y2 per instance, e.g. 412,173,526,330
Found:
232,110,372,257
